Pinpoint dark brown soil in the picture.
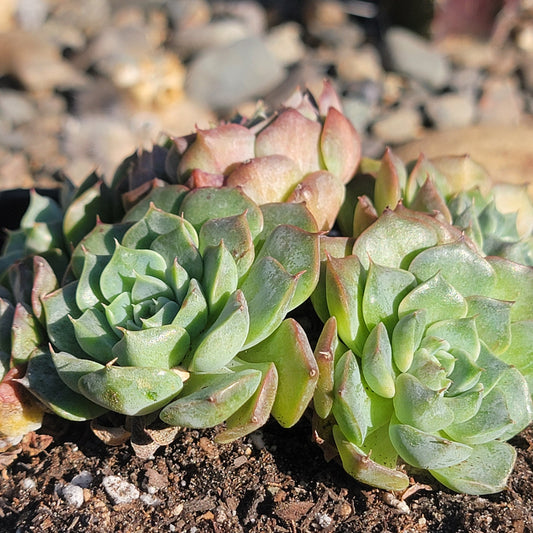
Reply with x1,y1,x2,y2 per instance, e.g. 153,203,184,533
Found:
1,415,532,533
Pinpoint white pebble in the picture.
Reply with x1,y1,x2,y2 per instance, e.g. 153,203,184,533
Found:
61,484,85,508
317,513,333,528
140,493,161,506
71,471,93,488
102,475,140,505
20,478,36,490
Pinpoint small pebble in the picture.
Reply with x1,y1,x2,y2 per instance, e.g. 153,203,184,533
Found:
20,478,36,490
317,513,333,528
140,493,161,506
61,483,85,508
102,475,140,505
71,471,93,488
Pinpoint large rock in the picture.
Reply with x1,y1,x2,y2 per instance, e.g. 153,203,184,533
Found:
185,36,285,111
385,27,451,90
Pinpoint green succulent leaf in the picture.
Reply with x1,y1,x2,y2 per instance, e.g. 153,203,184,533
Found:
113,325,190,368
71,307,118,364
11,303,45,366
391,310,426,373
362,261,416,332
21,349,108,421
78,365,183,416
426,317,480,361
332,425,409,492
394,373,453,433
171,278,208,337
466,296,512,355
325,255,367,355
240,256,297,349
188,289,249,372
430,440,517,495
121,185,188,222
239,318,318,428
42,282,85,357
51,349,105,394
398,271,468,325
389,419,472,469
180,187,263,239
216,361,278,443
159,368,261,428
255,224,320,309
332,350,372,446
361,323,395,398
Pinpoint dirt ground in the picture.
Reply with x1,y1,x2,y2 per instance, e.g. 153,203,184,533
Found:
1,415,532,533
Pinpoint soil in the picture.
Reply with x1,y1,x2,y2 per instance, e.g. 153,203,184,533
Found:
1,416,532,533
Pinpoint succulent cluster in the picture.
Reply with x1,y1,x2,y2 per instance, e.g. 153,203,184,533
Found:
0,83,531,496
311,205,533,494
339,150,533,266
112,80,361,232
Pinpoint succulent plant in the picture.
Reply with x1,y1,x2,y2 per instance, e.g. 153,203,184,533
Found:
0,172,123,281
338,150,533,266
14,186,320,453
0,256,59,451
311,204,533,494
111,81,361,232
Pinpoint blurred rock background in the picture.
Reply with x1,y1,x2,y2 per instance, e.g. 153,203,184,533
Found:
0,0,532,191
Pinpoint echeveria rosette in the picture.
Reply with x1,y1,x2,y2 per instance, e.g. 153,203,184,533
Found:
339,150,533,266
311,204,533,495
33,187,320,449
120,81,361,232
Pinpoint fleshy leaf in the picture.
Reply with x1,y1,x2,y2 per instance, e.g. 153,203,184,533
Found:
332,350,372,446
240,256,297,349
430,441,516,495
188,290,249,372
325,255,367,355
71,307,118,364
391,310,426,372
78,365,183,416
408,240,495,297
113,325,190,368
255,224,319,309
398,271,468,325
11,303,44,366
389,419,472,469
466,296,512,355
362,261,416,332
332,425,409,491
239,318,318,427
172,278,208,337
99,243,167,302
201,242,239,318
216,361,278,443
394,373,453,433
361,323,395,398
159,369,261,428
51,349,105,394
22,349,108,421
426,317,480,361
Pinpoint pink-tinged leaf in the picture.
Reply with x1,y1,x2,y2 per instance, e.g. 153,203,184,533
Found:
11,303,44,367
320,106,361,184
352,195,379,238
255,108,322,176
186,169,224,189
374,148,406,214
317,79,344,116
0,367,43,439
215,362,278,443
226,155,302,204
178,124,255,176
287,170,345,231
410,178,453,223
31,256,58,323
